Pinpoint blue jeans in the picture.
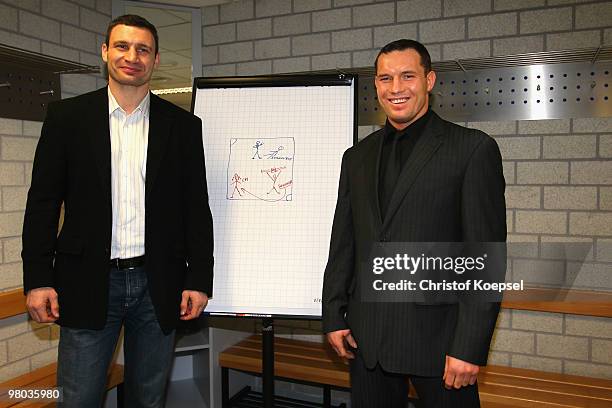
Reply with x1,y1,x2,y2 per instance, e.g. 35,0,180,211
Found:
57,266,175,408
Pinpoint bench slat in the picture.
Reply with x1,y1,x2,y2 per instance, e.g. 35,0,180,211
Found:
481,365,612,391
220,346,350,388
479,382,612,408
0,290,26,320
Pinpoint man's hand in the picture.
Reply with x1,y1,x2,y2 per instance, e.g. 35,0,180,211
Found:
26,287,59,323
443,355,479,389
326,329,358,359
180,290,208,320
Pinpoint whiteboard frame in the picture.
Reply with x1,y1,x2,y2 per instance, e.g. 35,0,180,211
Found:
192,74,358,320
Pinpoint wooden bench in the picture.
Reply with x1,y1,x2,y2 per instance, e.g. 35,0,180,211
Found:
0,362,124,408
219,334,612,408
501,287,612,318
0,289,27,320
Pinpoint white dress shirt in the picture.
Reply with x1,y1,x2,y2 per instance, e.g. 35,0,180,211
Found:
108,88,150,260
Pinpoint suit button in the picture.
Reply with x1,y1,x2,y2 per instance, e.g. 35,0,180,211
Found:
105,248,110,255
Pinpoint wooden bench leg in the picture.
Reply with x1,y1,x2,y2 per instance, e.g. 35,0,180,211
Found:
323,385,331,408
222,367,229,408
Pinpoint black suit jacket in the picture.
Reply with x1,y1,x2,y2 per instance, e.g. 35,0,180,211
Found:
22,87,214,333
322,111,506,376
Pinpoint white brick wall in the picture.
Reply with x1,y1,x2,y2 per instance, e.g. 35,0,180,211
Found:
491,329,536,353
496,136,541,159
571,162,612,184
493,35,544,55
219,41,254,62
292,32,330,55
331,28,372,51
575,2,612,29
570,212,612,235
0,0,110,381
311,52,349,70
273,56,310,72
519,7,573,34
273,14,310,36
237,18,272,40
312,8,351,32
220,0,254,22
544,186,597,210
468,13,517,39
543,135,597,159
294,0,330,13
447,0,492,16
373,23,417,48
256,0,292,18
442,40,490,60
547,30,602,51
203,23,236,45
511,354,562,373
494,0,545,12
237,59,271,75
397,0,441,21
519,119,571,134
512,311,563,333
517,162,569,184
352,3,394,27
421,18,465,42
19,11,61,43
0,116,54,380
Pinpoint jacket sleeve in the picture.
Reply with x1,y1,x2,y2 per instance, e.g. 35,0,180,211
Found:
182,115,214,297
449,134,506,366
322,150,355,333
22,103,66,293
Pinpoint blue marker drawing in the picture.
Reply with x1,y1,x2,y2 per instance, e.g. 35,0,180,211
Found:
252,140,264,159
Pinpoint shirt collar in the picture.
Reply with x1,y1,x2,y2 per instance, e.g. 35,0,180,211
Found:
384,109,432,138
108,87,151,118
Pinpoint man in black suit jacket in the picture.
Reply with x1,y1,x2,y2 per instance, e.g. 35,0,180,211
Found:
323,39,506,407
22,15,213,407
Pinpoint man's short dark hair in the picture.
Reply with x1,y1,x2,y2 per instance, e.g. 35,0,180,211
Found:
105,14,159,54
374,39,432,74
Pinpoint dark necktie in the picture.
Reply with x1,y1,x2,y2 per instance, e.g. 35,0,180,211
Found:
380,132,401,219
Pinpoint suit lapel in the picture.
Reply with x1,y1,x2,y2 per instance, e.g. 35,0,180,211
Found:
361,129,385,228
381,112,444,230
146,94,172,200
90,87,111,201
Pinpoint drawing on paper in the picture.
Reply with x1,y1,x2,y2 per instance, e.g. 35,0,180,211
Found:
227,138,294,201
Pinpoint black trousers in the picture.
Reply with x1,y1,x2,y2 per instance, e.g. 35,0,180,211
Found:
349,352,480,408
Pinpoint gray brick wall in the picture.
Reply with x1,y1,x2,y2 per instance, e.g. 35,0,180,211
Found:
202,1,612,75
0,117,60,380
199,1,612,380
476,116,612,378
0,0,111,380
0,0,110,98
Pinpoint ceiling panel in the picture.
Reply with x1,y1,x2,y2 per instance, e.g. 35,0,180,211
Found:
158,50,192,69
158,23,191,52
125,6,185,27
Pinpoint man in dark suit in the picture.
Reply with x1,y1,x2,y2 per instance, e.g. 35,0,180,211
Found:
323,39,506,407
22,15,213,407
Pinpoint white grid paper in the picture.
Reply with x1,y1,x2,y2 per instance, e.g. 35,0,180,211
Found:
194,83,354,317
